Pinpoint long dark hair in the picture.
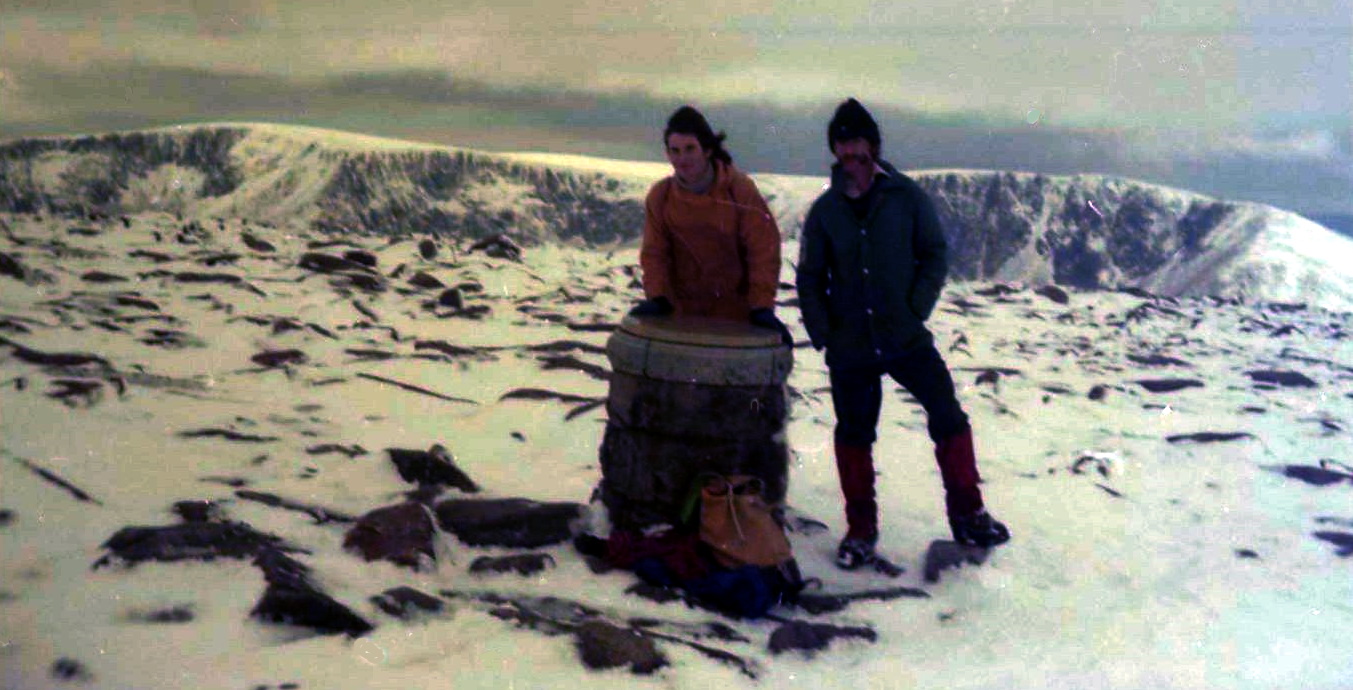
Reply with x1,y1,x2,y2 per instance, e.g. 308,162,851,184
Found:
663,105,733,166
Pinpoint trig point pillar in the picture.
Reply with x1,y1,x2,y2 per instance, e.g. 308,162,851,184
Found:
600,314,793,531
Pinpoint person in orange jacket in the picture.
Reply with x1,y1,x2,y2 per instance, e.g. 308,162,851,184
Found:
631,106,792,345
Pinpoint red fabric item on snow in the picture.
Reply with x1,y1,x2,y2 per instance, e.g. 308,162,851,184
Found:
604,529,712,582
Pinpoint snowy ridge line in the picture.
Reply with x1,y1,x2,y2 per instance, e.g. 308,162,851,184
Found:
1,122,1351,309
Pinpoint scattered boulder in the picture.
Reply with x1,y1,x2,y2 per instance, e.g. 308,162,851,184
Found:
241,232,276,253
1269,464,1352,487
370,586,445,619
1134,379,1205,393
1165,432,1255,444
342,249,378,268
1034,285,1069,305
81,270,128,283
172,500,224,523
0,509,13,527
923,540,990,583
408,271,444,290
438,288,464,309
434,498,583,547
128,605,195,623
1246,369,1318,388
1088,384,1109,401
1312,531,1353,557
768,620,876,656
469,234,523,261
574,620,669,674
50,657,92,683
251,349,308,368
0,251,27,280
93,521,305,568
1234,549,1261,560
793,587,930,615
387,445,480,493
418,239,437,260
250,550,373,637
469,553,556,576
342,502,436,569
298,252,373,274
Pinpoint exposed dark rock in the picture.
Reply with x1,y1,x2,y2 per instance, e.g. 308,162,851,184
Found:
129,605,195,623
1269,464,1353,487
251,349,308,368
235,490,355,524
0,251,26,280
1312,531,1353,557
173,271,242,285
388,445,480,493
172,500,224,523
250,560,373,637
114,295,160,311
370,586,445,619
0,336,110,368
1126,353,1192,368
1034,285,1069,304
343,502,435,569
469,234,523,261
1234,549,1261,560
973,284,1021,297
408,271,444,289
418,238,437,260
342,249,378,268
438,288,464,309
470,553,556,576
13,457,101,504
93,521,303,568
1246,369,1318,388
298,252,373,274
434,498,583,547
1165,432,1256,444
241,232,276,252
129,249,175,262
539,354,610,381
0,509,13,526
923,540,991,583
337,272,387,292
768,620,877,656
178,428,280,443
1088,384,1109,401
46,379,103,407
1134,379,1205,393
574,620,668,674
140,329,205,349
975,369,1001,387
794,587,931,615
50,657,92,683
306,443,368,458
499,388,601,404
81,270,128,283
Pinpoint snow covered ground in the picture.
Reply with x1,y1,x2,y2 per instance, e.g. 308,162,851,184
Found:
1,207,1350,689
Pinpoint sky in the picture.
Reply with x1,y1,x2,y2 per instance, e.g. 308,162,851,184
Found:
1,0,1351,216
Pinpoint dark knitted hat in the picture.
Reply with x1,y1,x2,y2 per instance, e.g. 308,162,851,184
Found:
827,98,880,150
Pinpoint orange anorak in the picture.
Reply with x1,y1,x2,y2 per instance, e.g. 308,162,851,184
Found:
640,161,782,320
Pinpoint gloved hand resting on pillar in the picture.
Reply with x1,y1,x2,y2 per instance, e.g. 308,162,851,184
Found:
749,308,793,347
629,296,674,317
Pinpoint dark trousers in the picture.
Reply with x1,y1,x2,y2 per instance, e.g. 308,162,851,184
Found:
829,340,970,447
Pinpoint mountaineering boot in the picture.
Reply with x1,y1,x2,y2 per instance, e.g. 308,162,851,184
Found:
835,442,877,540
934,426,1010,547
835,534,878,570
949,509,1011,548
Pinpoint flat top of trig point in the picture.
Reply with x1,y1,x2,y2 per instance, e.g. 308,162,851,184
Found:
618,314,784,349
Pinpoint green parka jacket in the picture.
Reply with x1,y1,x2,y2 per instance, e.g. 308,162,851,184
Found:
796,160,948,368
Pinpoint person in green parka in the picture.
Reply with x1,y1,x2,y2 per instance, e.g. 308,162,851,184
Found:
796,98,1010,570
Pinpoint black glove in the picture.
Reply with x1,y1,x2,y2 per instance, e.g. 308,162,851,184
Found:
629,296,674,317
749,308,793,347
